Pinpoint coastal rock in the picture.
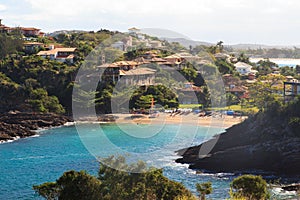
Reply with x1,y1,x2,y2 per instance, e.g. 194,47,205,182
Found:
0,112,72,142
176,112,300,176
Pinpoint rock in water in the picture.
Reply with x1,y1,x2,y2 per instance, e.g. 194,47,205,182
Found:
176,111,300,176
0,112,72,142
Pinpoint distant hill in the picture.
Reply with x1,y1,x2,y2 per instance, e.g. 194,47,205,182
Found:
47,30,87,37
48,29,300,50
228,43,300,50
160,37,212,48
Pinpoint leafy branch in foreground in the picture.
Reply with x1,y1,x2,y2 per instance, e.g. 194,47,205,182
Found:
33,156,196,200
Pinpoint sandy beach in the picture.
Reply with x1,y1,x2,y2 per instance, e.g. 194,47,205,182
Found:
109,113,246,129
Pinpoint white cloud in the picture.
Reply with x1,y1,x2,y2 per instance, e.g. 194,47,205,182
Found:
7,0,300,45
0,4,7,11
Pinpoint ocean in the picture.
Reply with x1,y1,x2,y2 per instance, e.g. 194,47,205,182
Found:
0,123,296,199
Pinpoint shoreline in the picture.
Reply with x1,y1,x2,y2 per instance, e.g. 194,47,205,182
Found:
104,113,246,129
0,112,245,144
0,112,72,143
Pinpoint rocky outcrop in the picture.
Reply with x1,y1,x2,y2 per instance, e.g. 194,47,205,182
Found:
176,112,300,176
0,112,72,142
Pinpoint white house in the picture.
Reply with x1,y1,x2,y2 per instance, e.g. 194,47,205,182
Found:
37,48,76,63
234,62,257,75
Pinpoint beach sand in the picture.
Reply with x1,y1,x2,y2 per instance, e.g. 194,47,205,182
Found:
111,113,246,129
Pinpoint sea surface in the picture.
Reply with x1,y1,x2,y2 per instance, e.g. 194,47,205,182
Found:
0,123,296,199
250,58,300,67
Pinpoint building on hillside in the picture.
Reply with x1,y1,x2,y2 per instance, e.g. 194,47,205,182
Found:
284,81,300,102
148,40,162,48
37,48,76,63
226,85,249,99
128,27,141,35
98,62,155,86
222,74,249,99
177,82,203,104
111,36,133,51
0,19,11,33
164,54,184,65
234,62,258,76
112,41,125,51
19,27,41,37
214,53,230,60
98,61,139,82
24,42,44,53
0,19,44,37
119,67,156,86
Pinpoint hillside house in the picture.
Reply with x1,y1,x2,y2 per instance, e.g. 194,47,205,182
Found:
0,19,11,33
0,19,44,37
234,62,257,75
24,42,44,53
98,61,139,82
148,40,162,48
119,67,156,86
177,82,203,104
98,61,155,86
37,48,76,63
20,27,42,37
284,81,300,102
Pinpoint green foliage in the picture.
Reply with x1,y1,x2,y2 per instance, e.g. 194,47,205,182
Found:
0,55,76,113
33,182,59,200
248,75,285,111
214,59,236,74
0,33,23,59
230,175,270,200
28,88,65,114
237,53,251,64
253,59,277,76
129,85,179,110
33,156,196,200
196,182,213,200
33,170,102,200
179,67,197,82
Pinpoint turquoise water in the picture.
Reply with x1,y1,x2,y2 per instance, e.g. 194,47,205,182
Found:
0,123,234,199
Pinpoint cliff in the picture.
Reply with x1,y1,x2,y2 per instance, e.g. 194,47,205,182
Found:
176,101,300,176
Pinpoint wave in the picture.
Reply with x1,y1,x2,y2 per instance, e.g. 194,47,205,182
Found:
0,134,41,145
0,136,20,144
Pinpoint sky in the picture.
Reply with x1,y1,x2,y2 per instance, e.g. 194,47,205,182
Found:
1,0,300,45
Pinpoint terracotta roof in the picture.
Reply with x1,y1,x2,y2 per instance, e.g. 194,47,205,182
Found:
227,85,248,93
165,54,182,59
133,57,151,64
234,62,252,69
37,50,56,56
21,27,41,31
55,48,76,52
37,48,76,56
113,61,139,66
120,67,156,76
24,42,44,46
149,57,167,62
128,27,140,31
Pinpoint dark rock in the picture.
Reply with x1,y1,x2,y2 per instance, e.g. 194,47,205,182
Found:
0,112,72,142
176,113,300,177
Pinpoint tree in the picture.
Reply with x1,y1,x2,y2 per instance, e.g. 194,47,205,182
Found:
0,33,23,59
216,41,224,53
196,182,212,200
33,156,197,200
249,75,285,111
230,175,270,200
237,53,251,64
33,170,102,200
